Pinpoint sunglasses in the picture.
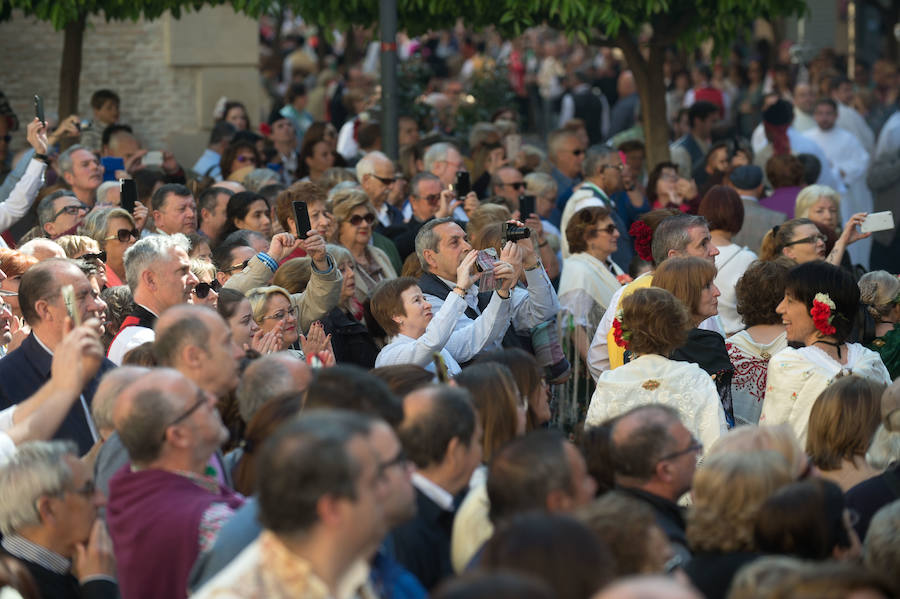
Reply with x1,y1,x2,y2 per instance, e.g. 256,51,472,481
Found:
224,258,251,274
422,194,442,204
51,202,87,221
348,213,376,226
104,228,140,243
2,134,10,144
501,181,525,190
80,251,107,263
371,174,397,186
590,224,618,236
785,234,826,247
193,280,221,299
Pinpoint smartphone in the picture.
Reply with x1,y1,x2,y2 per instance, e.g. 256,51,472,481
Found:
61,284,81,326
100,156,125,182
144,151,163,168
504,134,521,163
519,194,536,219
120,179,137,214
860,211,894,234
33,94,45,126
455,170,471,199
292,200,312,239
432,352,450,383
474,248,501,291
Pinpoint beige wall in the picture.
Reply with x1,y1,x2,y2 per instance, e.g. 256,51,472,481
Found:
0,6,261,168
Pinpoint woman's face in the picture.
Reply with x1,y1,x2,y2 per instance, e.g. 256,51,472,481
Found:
230,149,257,175
338,259,356,303
696,280,721,321
339,205,374,248
776,291,818,344
260,294,298,347
396,285,433,338
807,197,840,230
782,224,826,264
225,106,249,131
306,141,335,175
585,217,619,260
307,201,333,239
655,168,677,198
191,272,218,309
536,191,556,218
227,298,259,349
235,199,272,237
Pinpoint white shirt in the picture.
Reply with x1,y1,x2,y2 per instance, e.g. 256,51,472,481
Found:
836,102,875,154
713,244,758,336
412,472,454,511
874,111,900,159
0,158,46,232
106,304,159,365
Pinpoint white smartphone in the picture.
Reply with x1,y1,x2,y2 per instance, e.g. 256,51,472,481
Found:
860,211,894,234
144,151,164,167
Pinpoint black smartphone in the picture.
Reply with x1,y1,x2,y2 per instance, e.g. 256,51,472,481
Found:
519,194,536,219
292,200,311,239
455,170,471,199
120,179,137,214
33,94,45,126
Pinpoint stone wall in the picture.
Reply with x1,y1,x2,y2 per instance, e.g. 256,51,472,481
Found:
0,6,261,167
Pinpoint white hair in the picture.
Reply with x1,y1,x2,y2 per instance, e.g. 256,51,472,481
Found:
95,181,120,206
355,151,392,181
123,233,190,292
423,142,458,173
0,441,78,536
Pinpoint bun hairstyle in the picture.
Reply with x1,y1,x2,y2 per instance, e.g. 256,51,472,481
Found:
858,271,900,322
785,261,859,343
759,218,817,262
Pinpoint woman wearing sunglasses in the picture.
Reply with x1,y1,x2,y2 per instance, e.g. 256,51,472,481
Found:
190,259,220,308
219,140,262,181
80,206,140,287
330,188,397,303
759,214,870,269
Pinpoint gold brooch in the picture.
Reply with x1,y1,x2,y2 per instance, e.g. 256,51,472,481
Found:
761,352,770,360
642,379,660,390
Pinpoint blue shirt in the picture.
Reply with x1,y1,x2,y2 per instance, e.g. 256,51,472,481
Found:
193,148,222,181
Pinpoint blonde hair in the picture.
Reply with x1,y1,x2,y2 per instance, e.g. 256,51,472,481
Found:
246,286,292,324
55,235,100,258
707,424,807,478
190,258,216,283
467,204,511,248
858,270,900,321
329,188,374,243
794,185,840,219
686,450,793,553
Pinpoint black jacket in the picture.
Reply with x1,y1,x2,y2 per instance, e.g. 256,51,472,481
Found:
321,306,379,369
390,488,455,591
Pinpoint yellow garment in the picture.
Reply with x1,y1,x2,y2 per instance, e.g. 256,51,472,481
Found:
606,274,654,369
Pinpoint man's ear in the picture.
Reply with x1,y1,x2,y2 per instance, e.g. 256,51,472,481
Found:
33,298,54,323
35,495,57,525
42,222,57,238
422,248,438,272
141,267,157,291
181,343,204,370
151,210,163,225
216,271,228,286
545,488,573,513
62,172,75,187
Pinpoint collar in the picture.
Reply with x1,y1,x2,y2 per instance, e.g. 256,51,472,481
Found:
172,469,221,494
260,531,333,598
437,275,477,298
2,534,71,575
581,180,610,202
32,331,54,357
738,195,759,203
411,472,454,511
136,304,160,318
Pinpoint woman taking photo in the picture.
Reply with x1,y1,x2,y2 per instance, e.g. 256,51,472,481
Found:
760,261,891,444
759,216,869,268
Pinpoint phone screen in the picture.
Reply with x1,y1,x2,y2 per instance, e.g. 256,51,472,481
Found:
120,179,137,214
455,171,471,198
292,200,312,239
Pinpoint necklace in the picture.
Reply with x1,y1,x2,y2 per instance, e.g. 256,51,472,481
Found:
813,339,842,360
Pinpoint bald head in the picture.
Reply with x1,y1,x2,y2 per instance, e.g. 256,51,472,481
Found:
611,405,679,446
402,386,437,423
237,352,312,423
18,239,66,261
593,575,702,599
92,366,151,437
618,71,636,97
212,181,245,194
154,304,216,366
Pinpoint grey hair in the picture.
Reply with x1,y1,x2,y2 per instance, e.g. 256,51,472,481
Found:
650,214,708,265
326,181,362,206
583,146,616,177
423,142,458,173
355,150,392,182
325,243,352,266
468,122,500,150
37,190,77,227
236,352,304,423
865,424,900,470
524,172,557,198
57,144,90,176
409,172,440,199
92,367,148,434
415,217,455,271
79,207,135,248
123,233,190,292
0,440,78,535
242,168,281,193
95,181,119,206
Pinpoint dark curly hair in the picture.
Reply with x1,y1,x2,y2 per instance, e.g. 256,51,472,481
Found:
621,287,689,356
735,260,790,327
566,205,612,254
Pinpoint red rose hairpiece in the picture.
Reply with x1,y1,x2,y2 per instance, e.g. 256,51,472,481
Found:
612,309,631,349
629,220,653,262
810,293,837,336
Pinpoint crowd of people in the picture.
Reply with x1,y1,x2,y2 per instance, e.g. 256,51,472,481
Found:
0,20,899,599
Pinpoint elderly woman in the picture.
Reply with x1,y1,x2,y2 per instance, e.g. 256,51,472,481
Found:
698,185,758,335
330,188,397,303
794,184,871,270
370,251,513,376
760,261,891,444
726,261,789,425
585,287,727,450
653,256,736,427
246,285,318,358
859,271,900,380
79,206,139,287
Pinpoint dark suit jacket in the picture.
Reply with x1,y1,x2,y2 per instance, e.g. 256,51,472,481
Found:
390,488,455,591
9,554,119,599
0,333,116,455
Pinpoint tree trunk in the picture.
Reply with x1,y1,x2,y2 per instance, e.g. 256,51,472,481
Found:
617,33,671,169
58,13,86,124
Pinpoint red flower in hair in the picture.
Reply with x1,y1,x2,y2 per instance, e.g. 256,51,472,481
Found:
612,310,631,349
629,220,653,262
811,293,837,336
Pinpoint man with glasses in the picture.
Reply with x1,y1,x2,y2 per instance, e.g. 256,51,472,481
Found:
390,172,458,261
0,440,119,599
423,142,473,223
107,369,244,599
489,166,526,211
358,151,405,231
36,190,88,240
610,404,701,563
547,129,585,224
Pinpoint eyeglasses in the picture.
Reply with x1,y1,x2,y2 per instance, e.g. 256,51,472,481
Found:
193,280,221,299
235,155,256,164
379,448,409,474
104,228,140,243
590,224,618,236
224,258,251,274
51,202,87,221
603,164,624,172
262,306,296,322
348,213,376,227
501,181,525,190
422,194,441,204
784,234,826,247
80,251,107,263
66,479,97,498
161,389,209,441
571,149,585,156
658,438,703,462
371,174,397,186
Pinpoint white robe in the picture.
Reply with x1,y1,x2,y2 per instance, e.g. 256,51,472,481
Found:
874,111,900,160
837,102,875,154
585,353,728,450
760,344,891,445
803,126,873,268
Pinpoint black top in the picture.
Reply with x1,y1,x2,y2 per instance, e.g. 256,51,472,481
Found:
390,488,456,591
3,552,119,599
671,328,735,426
845,464,900,540
617,486,690,559
683,551,762,599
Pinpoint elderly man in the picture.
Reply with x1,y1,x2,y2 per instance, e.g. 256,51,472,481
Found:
358,150,404,231
389,172,457,261
58,145,103,208
415,216,559,359
107,369,244,599
0,258,110,455
36,190,88,240
106,233,198,364
194,410,386,598
150,183,197,236
0,441,118,599
423,142,475,222
547,129,586,222
235,351,312,424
